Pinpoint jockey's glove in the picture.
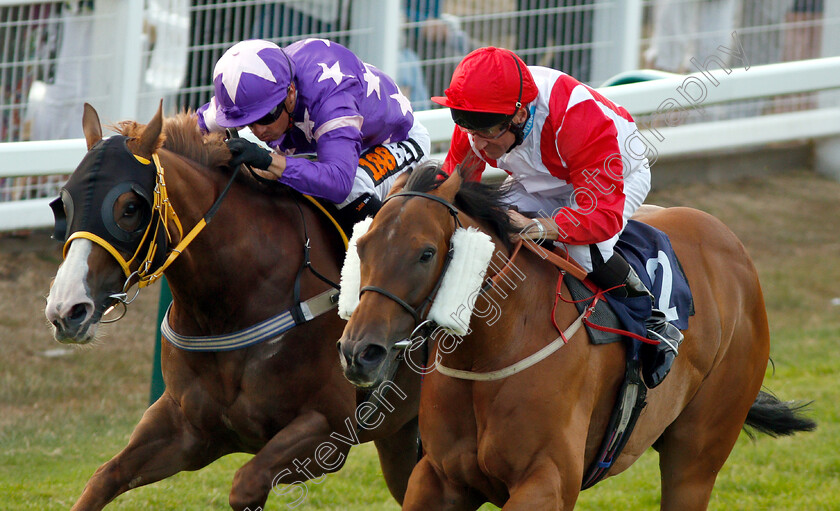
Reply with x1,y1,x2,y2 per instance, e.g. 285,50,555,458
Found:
226,138,273,170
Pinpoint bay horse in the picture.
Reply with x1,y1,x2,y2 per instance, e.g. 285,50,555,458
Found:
337,162,815,510
43,104,420,510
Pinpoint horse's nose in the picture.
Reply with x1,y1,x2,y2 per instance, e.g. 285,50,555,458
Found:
337,340,352,369
353,343,388,371
45,300,93,338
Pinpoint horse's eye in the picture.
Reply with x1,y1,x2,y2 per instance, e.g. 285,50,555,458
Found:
419,248,436,263
123,202,138,217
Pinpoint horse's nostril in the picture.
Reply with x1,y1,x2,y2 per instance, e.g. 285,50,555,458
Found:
337,341,351,365
68,304,88,323
357,344,387,367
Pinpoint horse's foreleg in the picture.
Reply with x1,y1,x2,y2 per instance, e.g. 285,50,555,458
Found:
372,416,419,504
71,393,223,511
503,459,578,511
402,457,484,511
228,410,349,511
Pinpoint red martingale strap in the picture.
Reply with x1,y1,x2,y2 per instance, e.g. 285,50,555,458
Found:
502,240,661,346
553,272,660,346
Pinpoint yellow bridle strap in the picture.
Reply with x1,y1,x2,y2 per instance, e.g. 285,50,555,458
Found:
136,217,208,287
302,194,349,249
64,231,135,277
61,153,204,289
132,152,205,288
151,153,183,241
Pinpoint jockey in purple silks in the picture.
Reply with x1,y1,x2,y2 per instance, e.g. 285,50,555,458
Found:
198,39,430,224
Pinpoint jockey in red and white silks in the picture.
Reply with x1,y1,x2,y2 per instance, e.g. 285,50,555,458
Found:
437,53,650,274
434,47,682,389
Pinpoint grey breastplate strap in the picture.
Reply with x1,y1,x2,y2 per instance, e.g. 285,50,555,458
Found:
161,289,338,352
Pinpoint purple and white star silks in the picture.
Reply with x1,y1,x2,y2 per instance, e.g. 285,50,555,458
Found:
390,92,413,116
295,108,316,143
200,40,416,204
214,40,277,103
317,61,350,85
363,64,381,99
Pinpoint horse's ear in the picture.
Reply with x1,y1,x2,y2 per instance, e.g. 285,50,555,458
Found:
387,172,411,197
436,166,463,203
436,153,481,202
135,100,164,158
82,103,102,150
454,152,484,182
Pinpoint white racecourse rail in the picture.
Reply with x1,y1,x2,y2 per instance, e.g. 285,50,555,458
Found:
2,56,840,232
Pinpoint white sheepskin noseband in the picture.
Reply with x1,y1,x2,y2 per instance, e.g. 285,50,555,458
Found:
338,217,373,320
427,227,495,335
338,221,496,336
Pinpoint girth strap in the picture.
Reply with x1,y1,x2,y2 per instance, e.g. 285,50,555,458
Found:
161,289,338,352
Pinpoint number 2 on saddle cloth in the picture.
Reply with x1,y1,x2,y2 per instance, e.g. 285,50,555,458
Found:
538,219,694,489
558,219,694,346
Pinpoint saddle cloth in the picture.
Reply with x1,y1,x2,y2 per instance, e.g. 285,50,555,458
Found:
566,220,694,344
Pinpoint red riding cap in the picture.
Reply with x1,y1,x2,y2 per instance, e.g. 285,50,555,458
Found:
432,47,539,115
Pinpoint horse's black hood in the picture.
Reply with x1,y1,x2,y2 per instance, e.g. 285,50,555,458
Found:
51,136,156,255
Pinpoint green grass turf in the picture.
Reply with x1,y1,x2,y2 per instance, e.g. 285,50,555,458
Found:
2,169,837,509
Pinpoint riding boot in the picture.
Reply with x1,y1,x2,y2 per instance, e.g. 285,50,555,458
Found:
589,252,684,389
622,267,684,389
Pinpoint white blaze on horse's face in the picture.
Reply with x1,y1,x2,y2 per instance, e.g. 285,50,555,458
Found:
45,239,98,344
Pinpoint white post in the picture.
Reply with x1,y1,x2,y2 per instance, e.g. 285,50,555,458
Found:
590,0,643,86
114,0,145,121
815,1,840,181
87,0,144,125
349,0,400,77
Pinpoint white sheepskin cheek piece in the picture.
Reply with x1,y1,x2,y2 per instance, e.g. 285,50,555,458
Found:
427,227,496,335
338,217,373,320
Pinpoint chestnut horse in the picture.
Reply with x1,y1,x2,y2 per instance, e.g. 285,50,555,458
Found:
44,104,420,510
337,162,815,510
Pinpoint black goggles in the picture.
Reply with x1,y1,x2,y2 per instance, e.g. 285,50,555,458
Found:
251,103,286,126
457,121,513,140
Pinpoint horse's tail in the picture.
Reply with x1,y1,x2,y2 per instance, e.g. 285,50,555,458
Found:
743,390,816,439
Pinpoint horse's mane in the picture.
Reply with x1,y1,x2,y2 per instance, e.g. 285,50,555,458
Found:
113,112,289,196
403,161,518,248
113,112,230,169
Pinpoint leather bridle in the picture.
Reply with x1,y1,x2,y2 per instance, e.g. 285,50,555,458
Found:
358,191,462,330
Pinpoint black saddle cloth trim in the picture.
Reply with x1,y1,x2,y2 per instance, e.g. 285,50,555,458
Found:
564,276,625,345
